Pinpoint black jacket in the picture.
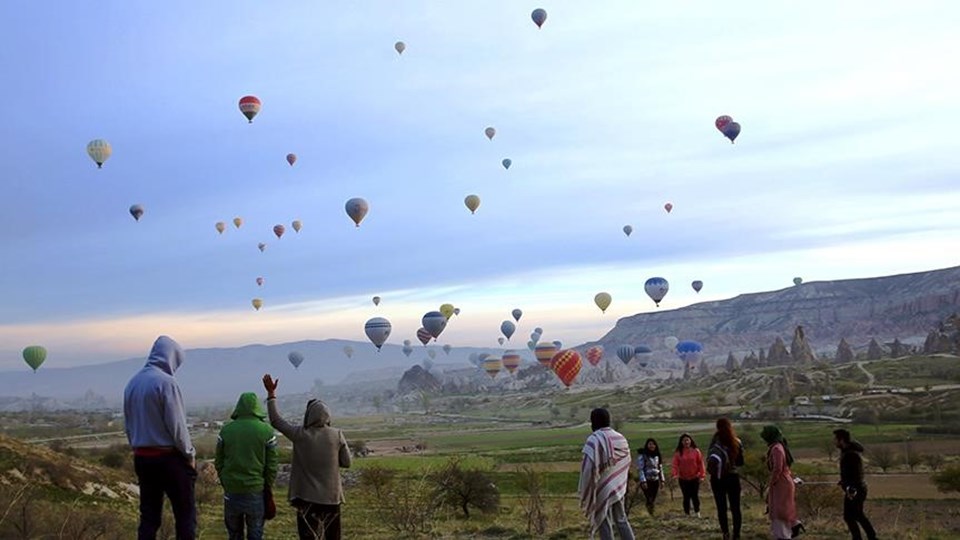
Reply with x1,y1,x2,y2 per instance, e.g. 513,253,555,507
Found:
838,441,866,489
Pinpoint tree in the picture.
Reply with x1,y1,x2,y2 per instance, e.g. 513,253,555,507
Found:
431,459,500,518
867,445,897,473
932,466,960,493
516,466,547,535
902,442,922,472
922,454,945,472
819,437,838,461
739,453,771,498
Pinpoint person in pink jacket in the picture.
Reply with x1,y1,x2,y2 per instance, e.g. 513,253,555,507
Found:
762,425,804,539
671,433,705,517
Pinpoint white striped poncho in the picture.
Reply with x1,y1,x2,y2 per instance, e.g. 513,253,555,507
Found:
578,427,632,535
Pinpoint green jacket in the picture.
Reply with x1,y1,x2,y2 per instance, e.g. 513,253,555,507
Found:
215,392,279,494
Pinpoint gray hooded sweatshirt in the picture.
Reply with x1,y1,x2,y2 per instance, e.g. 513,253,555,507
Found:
123,336,194,458
267,397,351,505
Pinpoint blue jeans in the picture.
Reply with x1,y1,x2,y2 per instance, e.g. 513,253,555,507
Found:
598,498,635,540
224,492,265,540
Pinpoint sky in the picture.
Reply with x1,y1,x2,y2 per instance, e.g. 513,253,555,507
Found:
1,1,959,369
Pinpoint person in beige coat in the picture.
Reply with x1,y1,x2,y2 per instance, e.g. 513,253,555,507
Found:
262,374,351,540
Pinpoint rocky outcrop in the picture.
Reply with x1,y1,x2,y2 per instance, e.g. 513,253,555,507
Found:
726,352,740,372
698,359,711,377
398,365,441,395
836,338,855,363
866,339,884,361
889,338,907,358
768,337,790,366
742,351,758,369
790,326,817,364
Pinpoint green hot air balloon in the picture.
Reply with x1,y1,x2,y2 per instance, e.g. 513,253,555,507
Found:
22,346,47,372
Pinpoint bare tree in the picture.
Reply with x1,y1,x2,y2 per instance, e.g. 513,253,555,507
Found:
867,445,897,473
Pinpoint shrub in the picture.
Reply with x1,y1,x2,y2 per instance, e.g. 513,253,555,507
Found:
516,465,547,535
430,458,500,518
796,483,839,519
357,465,438,534
932,466,960,494
867,446,897,473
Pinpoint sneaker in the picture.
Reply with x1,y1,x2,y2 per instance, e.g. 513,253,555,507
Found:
696,511,702,518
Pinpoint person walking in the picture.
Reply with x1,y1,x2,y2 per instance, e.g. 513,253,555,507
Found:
215,392,279,540
671,433,705,518
635,438,665,515
578,408,635,540
262,374,351,540
123,336,197,540
707,418,745,540
834,429,877,540
761,425,803,539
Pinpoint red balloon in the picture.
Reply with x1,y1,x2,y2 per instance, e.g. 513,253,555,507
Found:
416,327,432,346
586,346,604,367
239,95,262,123
715,115,733,131
273,224,285,239
551,349,582,387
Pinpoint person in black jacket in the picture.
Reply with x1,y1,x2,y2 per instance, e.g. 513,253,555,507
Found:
833,429,877,540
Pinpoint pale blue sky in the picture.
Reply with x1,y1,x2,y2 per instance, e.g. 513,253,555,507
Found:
1,1,959,368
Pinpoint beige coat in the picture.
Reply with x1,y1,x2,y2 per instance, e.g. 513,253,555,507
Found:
267,398,351,505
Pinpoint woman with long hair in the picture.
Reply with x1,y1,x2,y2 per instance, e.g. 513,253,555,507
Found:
671,433,705,518
635,438,665,515
762,425,804,539
708,418,745,540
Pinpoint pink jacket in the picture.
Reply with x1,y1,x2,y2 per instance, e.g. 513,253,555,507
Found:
672,448,705,481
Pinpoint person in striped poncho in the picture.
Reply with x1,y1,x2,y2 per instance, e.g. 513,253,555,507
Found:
578,408,636,540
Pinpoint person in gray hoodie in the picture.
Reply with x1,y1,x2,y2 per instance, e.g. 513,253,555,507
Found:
124,336,196,540
262,374,351,540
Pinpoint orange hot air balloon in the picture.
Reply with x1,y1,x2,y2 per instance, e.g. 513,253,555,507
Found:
586,346,604,366
664,202,673,213
239,95,261,123
534,343,558,368
551,349,582,387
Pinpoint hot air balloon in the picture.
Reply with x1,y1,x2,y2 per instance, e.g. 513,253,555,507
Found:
252,298,263,311
484,127,496,140
623,225,633,237
395,41,405,55
439,303,455,320
664,336,679,350
502,351,521,374
258,243,266,252
664,202,673,213
634,344,653,367
644,277,669,307
594,292,612,313
422,311,447,339
715,115,733,131
502,158,512,170
442,344,452,355
256,277,264,287
129,204,144,221
793,277,803,286
372,296,381,306
586,346,604,367
692,280,703,293
364,317,392,351
291,220,302,233
345,198,369,227
288,351,304,369
343,346,354,358
233,217,243,229
428,349,437,359
416,327,432,346
497,337,506,346
531,8,547,28
464,194,481,214
86,139,112,168
511,308,522,322
468,352,480,367
402,344,414,357
530,332,540,342
482,355,502,379
534,343,558,367
720,122,741,143
239,95,261,123
286,153,297,166
616,345,635,365
500,320,516,341
551,350,581,387
215,222,226,234
552,340,562,350
273,224,285,239
534,327,543,335
403,339,412,346
453,307,461,316
527,340,537,351
22,346,46,372
676,340,703,365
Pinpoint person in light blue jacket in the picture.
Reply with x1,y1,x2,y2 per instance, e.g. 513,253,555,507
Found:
124,336,196,540
635,438,665,515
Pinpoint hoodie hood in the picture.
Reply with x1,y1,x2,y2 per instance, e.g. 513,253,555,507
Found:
231,392,266,420
847,440,865,453
303,399,332,428
146,336,185,375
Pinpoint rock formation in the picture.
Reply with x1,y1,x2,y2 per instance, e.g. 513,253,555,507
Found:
866,338,884,361
790,326,817,364
835,338,855,363
726,352,740,372
397,365,442,394
768,337,790,366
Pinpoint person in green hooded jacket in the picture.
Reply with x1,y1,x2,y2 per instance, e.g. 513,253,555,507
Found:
215,392,279,540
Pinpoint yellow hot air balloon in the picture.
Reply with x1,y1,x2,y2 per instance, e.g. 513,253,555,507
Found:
464,194,480,214
439,303,455,320
252,298,263,311
86,139,112,168
292,220,302,233
215,222,226,234
233,217,243,228
594,292,612,313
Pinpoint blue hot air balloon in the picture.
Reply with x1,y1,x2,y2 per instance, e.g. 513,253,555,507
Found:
422,311,447,340
644,277,670,307
676,340,704,365
634,344,653,367
502,158,512,170
531,8,547,28
616,345,635,365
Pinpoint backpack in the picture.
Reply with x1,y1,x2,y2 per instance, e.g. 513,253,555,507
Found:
706,441,732,479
